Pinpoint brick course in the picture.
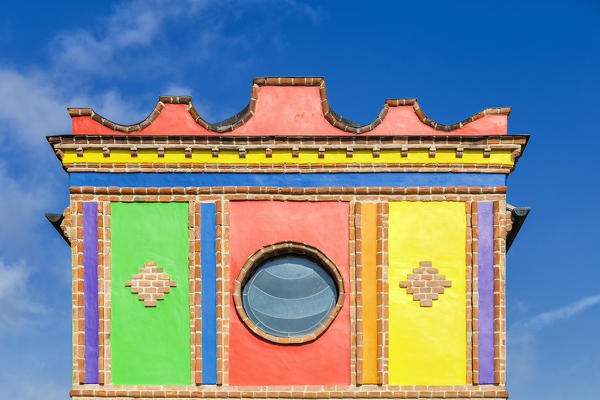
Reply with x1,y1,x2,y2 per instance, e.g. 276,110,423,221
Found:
466,202,474,385
71,200,85,384
348,204,357,386
190,201,202,385
376,203,389,385
69,384,508,399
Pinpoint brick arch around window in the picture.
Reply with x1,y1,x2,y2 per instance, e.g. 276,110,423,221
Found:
232,241,345,344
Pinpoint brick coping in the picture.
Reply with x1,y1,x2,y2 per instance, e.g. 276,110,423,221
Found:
48,134,528,146
69,186,508,196
69,385,509,399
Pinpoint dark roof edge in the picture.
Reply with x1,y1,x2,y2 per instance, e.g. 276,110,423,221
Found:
45,213,70,246
506,206,530,251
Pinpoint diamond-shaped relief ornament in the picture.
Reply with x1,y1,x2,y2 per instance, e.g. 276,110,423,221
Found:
398,261,452,307
125,261,177,307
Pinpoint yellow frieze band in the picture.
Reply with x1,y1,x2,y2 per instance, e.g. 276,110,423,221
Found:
62,148,514,166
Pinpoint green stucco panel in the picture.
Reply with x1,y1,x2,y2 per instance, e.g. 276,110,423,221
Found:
110,202,191,385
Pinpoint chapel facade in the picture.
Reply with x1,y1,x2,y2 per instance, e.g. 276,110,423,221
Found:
47,77,529,400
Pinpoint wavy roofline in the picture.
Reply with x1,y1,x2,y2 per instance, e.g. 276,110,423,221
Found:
67,76,511,134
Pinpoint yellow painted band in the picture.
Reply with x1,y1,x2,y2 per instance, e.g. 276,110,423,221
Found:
62,148,514,166
388,201,467,385
360,203,378,384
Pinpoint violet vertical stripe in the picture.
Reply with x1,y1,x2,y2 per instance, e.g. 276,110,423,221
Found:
83,202,99,383
201,203,217,384
478,202,494,384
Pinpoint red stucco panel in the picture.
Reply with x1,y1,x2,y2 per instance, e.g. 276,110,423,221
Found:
228,201,350,385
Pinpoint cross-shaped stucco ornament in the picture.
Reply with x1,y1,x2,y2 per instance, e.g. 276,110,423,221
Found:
125,261,177,307
398,261,452,307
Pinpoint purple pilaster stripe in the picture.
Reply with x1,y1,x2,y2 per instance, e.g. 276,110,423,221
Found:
83,202,99,383
478,202,494,384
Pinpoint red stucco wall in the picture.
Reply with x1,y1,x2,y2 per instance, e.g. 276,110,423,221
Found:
228,201,350,385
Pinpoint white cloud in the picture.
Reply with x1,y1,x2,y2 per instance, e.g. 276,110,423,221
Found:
509,294,600,382
163,83,193,96
282,0,322,23
513,294,600,333
86,90,148,125
0,68,146,146
0,67,145,251
17,379,64,400
0,69,71,146
0,259,45,334
50,0,215,76
48,0,322,79
0,364,67,400
0,2,324,399
0,157,54,238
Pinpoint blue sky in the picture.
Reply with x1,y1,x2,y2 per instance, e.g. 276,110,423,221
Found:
0,1,598,399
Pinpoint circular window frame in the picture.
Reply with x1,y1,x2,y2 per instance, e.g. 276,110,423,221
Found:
233,241,345,344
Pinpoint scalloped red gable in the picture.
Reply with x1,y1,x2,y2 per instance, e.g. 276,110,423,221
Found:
69,77,509,136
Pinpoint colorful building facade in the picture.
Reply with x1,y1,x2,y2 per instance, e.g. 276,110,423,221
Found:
47,77,529,399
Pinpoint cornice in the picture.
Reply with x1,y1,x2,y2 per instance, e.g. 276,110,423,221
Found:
47,134,528,174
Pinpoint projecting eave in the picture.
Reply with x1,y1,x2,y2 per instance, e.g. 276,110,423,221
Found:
506,205,531,251
45,212,70,246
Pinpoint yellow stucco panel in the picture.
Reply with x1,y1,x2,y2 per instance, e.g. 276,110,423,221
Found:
388,201,467,385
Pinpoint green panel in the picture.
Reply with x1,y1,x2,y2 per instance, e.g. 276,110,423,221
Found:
110,202,190,385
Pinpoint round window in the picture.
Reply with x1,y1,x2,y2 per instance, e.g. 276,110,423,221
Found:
233,242,345,344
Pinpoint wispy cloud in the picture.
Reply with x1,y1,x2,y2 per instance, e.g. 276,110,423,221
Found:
85,90,148,126
0,68,144,253
512,294,600,334
509,294,600,383
0,68,147,147
0,159,51,240
0,360,68,400
48,0,322,82
0,68,71,146
0,2,323,398
163,83,193,96
50,0,217,76
0,259,45,335
282,0,322,23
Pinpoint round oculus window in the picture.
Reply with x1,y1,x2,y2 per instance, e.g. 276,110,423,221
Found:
233,242,345,343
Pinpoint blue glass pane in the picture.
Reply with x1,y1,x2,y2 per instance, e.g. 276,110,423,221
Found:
242,255,338,338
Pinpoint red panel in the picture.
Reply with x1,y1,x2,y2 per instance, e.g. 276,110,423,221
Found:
228,201,350,385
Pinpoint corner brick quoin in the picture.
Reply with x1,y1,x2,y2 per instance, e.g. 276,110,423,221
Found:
124,261,177,307
398,261,452,307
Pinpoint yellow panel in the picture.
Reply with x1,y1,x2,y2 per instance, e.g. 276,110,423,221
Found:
61,148,513,166
360,203,378,384
388,201,466,385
